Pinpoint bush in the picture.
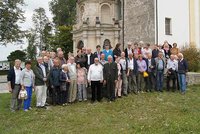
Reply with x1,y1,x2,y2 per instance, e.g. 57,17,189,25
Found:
182,46,200,72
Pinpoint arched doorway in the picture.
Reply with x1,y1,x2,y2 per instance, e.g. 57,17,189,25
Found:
77,40,84,50
103,39,112,49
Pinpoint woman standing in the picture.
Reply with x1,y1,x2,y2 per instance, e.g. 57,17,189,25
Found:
21,61,35,112
60,64,70,106
77,62,87,102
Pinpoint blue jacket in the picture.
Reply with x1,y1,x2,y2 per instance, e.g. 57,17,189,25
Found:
102,49,113,61
49,66,61,87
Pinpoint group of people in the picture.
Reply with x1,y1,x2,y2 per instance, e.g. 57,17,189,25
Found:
7,41,188,112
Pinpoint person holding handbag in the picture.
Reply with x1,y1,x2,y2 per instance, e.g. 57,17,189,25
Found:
60,64,70,106
20,61,35,112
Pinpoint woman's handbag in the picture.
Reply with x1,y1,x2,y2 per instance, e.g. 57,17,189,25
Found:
143,71,149,78
18,89,28,100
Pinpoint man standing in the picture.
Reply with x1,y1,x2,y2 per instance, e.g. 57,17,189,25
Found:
103,55,118,102
177,53,188,94
119,52,128,96
146,53,156,92
166,55,178,92
33,57,49,108
7,59,22,112
67,56,77,103
86,48,94,69
125,42,133,58
127,53,138,94
155,52,165,92
49,58,61,105
88,58,104,102
94,45,102,61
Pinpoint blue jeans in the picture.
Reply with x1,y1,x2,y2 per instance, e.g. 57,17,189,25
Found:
178,74,186,92
24,86,32,110
156,71,164,91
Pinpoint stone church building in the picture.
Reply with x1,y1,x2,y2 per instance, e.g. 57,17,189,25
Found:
73,0,200,53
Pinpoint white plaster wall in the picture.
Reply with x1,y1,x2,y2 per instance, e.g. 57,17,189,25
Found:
157,0,190,47
194,0,200,48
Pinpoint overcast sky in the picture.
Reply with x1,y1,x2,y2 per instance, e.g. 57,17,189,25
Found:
0,0,52,61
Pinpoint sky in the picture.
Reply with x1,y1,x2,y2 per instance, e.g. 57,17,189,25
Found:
0,0,52,61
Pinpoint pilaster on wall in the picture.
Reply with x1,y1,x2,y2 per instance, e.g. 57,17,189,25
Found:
189,0,196,47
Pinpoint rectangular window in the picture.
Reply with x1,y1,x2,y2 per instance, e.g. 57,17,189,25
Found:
165,18,172,35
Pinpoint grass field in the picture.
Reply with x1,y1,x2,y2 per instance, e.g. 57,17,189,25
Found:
0,85,200,134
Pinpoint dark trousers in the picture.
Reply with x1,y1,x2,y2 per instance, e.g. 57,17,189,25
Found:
156,71,164,91
52,86,60,105
146,72,156,91
91,81,102,102
167,73,177,91
60,90,68,104
106,79,115,101
11,85,22,110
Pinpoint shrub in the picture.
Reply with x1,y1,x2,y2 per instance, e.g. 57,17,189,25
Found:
181,46,200,72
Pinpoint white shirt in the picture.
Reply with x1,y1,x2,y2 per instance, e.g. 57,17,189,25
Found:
167,59,178,71
87,54,91,65
119,58,126,70
127,48,133,55
88,63,103,81
39,64,46,77
128,58,134,70
14,66,22,84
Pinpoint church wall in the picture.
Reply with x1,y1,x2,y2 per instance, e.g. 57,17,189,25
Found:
124,0,155,47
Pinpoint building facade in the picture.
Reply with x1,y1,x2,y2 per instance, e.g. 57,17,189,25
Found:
73,0,200,53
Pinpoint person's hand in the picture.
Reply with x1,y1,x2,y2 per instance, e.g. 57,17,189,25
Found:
43,78,47,82
100,80,103,83
67,80,71,83
51,85,54,89
103,80,106,85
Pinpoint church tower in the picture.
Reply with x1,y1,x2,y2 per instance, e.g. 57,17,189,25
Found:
72,0,121,53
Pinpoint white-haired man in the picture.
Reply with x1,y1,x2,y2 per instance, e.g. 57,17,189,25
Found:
7,59,22,112
103,55,118,102
33,57,49,109
177,53,188,94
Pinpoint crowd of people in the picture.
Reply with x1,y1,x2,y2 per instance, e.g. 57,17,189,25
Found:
7,41,188,112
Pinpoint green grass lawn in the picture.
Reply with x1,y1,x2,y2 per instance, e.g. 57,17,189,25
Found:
0,85,200,134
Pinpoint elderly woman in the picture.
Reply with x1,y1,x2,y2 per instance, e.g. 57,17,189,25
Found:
137,54,147,93
60,64,70,106
21,61,35,112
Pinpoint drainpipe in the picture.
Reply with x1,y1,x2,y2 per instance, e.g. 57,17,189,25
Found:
122,0,125,50
155,0,158,44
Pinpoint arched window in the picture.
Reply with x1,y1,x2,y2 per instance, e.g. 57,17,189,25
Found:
77,40,84,49
101,4,111,24
103,39,112,49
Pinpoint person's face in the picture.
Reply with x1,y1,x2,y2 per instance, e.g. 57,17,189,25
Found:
173,44,177,48
77,64,81,68
94,58,99,65
147,54,152,59
108,57,112,63
82,48,86,53
26,64,31,70
97,47,101,52
128,44,131,48
37,58,43,64
121,52,125,58
54,61,59,67
159,53,163,58
134,54,138,59
134,45,138,49
105,45,109,50
15,61,21,68
139,56,143,60
70,58,75,64
64,66,68,71
171,55,175,60
101,54,105,60
44,57,49,63
87,49,91,54
116,57,120,63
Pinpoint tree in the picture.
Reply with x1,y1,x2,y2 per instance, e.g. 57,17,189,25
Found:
0,0,25,44
26,29,37,60
50,26,73,56
7,50,26,62
49,0,76,26
32,7,50,51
